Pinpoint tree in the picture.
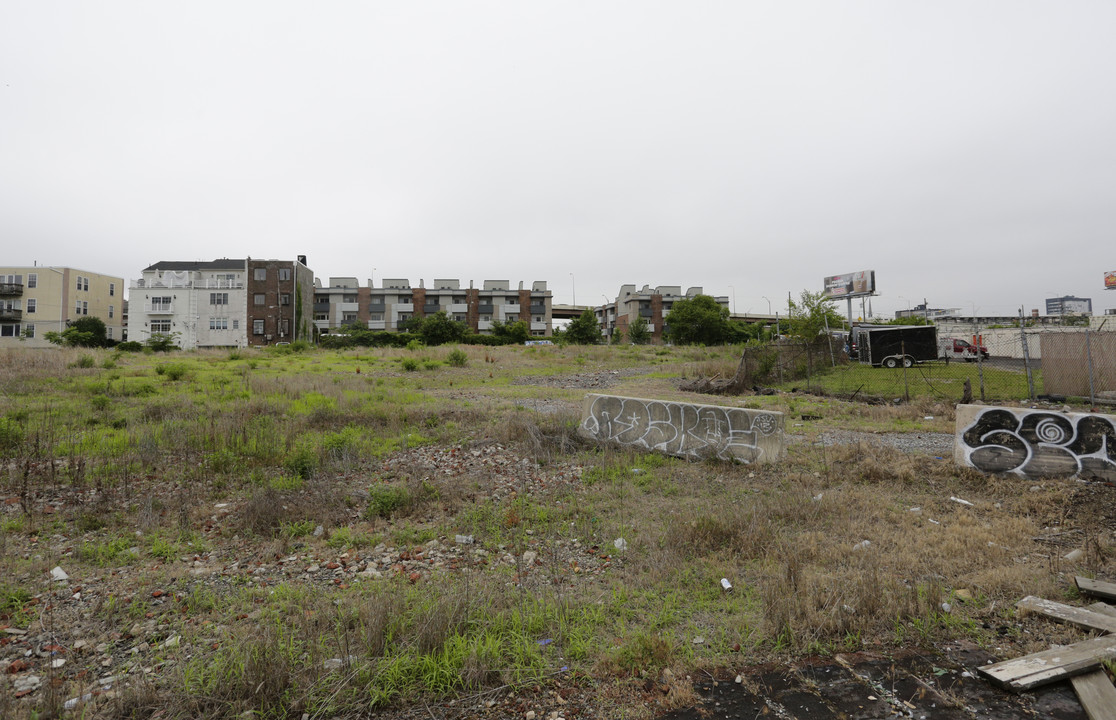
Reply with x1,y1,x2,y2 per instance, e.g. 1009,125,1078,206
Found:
44,316,108,347
564,309,602,345
145,332,180,352
786,290,845,341
626,314,650,344
491,319,529,344
664,295,732,345
414,312,468,346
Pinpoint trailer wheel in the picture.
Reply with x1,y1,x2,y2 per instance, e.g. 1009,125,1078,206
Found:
883,357,899,369
902,356,914,368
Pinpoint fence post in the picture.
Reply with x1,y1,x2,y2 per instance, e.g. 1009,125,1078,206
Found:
901,339,910,402
974,320,986,402
1019,310,1036,402
1085,325,1096,407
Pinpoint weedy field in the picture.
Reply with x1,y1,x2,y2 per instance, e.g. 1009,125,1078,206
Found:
0,343,1112,719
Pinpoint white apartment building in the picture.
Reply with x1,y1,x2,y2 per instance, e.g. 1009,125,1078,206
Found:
128,260,248,349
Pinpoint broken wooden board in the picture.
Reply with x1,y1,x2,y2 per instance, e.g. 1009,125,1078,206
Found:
1070,670,1116,720
1088,602,1116,619
977,634,1116,692
1077,576,1116,603
1016,595,1116,634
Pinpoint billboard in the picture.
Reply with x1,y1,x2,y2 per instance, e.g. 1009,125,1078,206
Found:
1106,271,1116,289
823,270,876,299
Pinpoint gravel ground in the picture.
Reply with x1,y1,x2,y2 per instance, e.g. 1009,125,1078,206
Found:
813,429,955,457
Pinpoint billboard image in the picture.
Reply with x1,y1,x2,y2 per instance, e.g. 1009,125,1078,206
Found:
823,270,876,298
1106,270,1116,289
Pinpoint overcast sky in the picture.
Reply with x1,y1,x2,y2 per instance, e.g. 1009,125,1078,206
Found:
3,2,1114,319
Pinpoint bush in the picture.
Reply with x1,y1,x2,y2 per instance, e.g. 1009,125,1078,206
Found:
290,340,311,352
117,341,143,352
447,349,468,367
163,363,188,381
284,445,318,479
400,358,419,372
71,354,96,369
365,486,411,519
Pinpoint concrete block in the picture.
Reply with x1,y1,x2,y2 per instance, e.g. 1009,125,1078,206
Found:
579,393,784,463
955,404,1116,482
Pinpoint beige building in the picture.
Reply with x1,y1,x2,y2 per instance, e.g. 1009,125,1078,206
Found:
0,266,125,348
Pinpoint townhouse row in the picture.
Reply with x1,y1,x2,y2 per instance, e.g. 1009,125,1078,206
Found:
2,257,725,350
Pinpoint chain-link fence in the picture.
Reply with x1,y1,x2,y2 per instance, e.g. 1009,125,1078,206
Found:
734,325,1116,405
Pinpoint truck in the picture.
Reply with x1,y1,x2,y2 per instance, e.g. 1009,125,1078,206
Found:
937,337,989,362
852,324,938,368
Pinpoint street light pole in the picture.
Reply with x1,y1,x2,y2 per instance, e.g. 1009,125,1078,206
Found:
762,296,771,315
729,286,736,314
570,273,575,307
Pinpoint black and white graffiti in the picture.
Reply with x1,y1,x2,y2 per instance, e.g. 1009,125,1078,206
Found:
579,394,784,463
957,406,1116,481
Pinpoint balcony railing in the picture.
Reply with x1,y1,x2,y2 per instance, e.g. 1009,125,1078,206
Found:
144,303,175,314
0,283,23,296
131,279,243,290
0,308,22,321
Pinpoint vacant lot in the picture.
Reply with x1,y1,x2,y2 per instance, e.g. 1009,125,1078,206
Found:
1,344,1112,719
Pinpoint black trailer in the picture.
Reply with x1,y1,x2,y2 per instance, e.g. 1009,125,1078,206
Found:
853,325,938,368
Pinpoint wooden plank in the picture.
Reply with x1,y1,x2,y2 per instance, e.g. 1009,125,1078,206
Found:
1016,596,1116,634
1071,670,1116,720
977,634,1116,692
1088,602,1116,619
1078,576,1116,603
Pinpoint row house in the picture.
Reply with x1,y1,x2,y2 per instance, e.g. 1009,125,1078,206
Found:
596,284,728,343
314,278,552,336
128,257,313,349
0,266,124,348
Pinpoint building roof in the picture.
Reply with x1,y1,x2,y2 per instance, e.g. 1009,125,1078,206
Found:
143,259,247,272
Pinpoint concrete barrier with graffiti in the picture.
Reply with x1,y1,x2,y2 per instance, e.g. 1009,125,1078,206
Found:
578,393,785,463
954,404,1116,482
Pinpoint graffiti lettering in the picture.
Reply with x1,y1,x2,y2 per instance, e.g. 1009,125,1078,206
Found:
956,405,1116,482
579,394,784,463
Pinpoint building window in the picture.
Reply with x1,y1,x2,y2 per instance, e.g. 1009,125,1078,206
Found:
27,274,37,289
210,292,229,305
314,313,329,321
278,268,291,281
343,294,357,303
342,312,358,323
453,314,467,322
254,294,265,306
232,319,239,330
480,315,491,322
398,313,412,323
108,304,114,319
209,317,228,330
26,299,35,314
369,313,383,321
109,282,115,296
151,320,171,333
254,268,266,281
151,296,171,311
0,324,18,337
82,301,89,315
280,294,290,306
253,319,265,335
83,277,89,291
106,327,112,338
24,323,34,338
279,318,290,336
76,276,82,291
